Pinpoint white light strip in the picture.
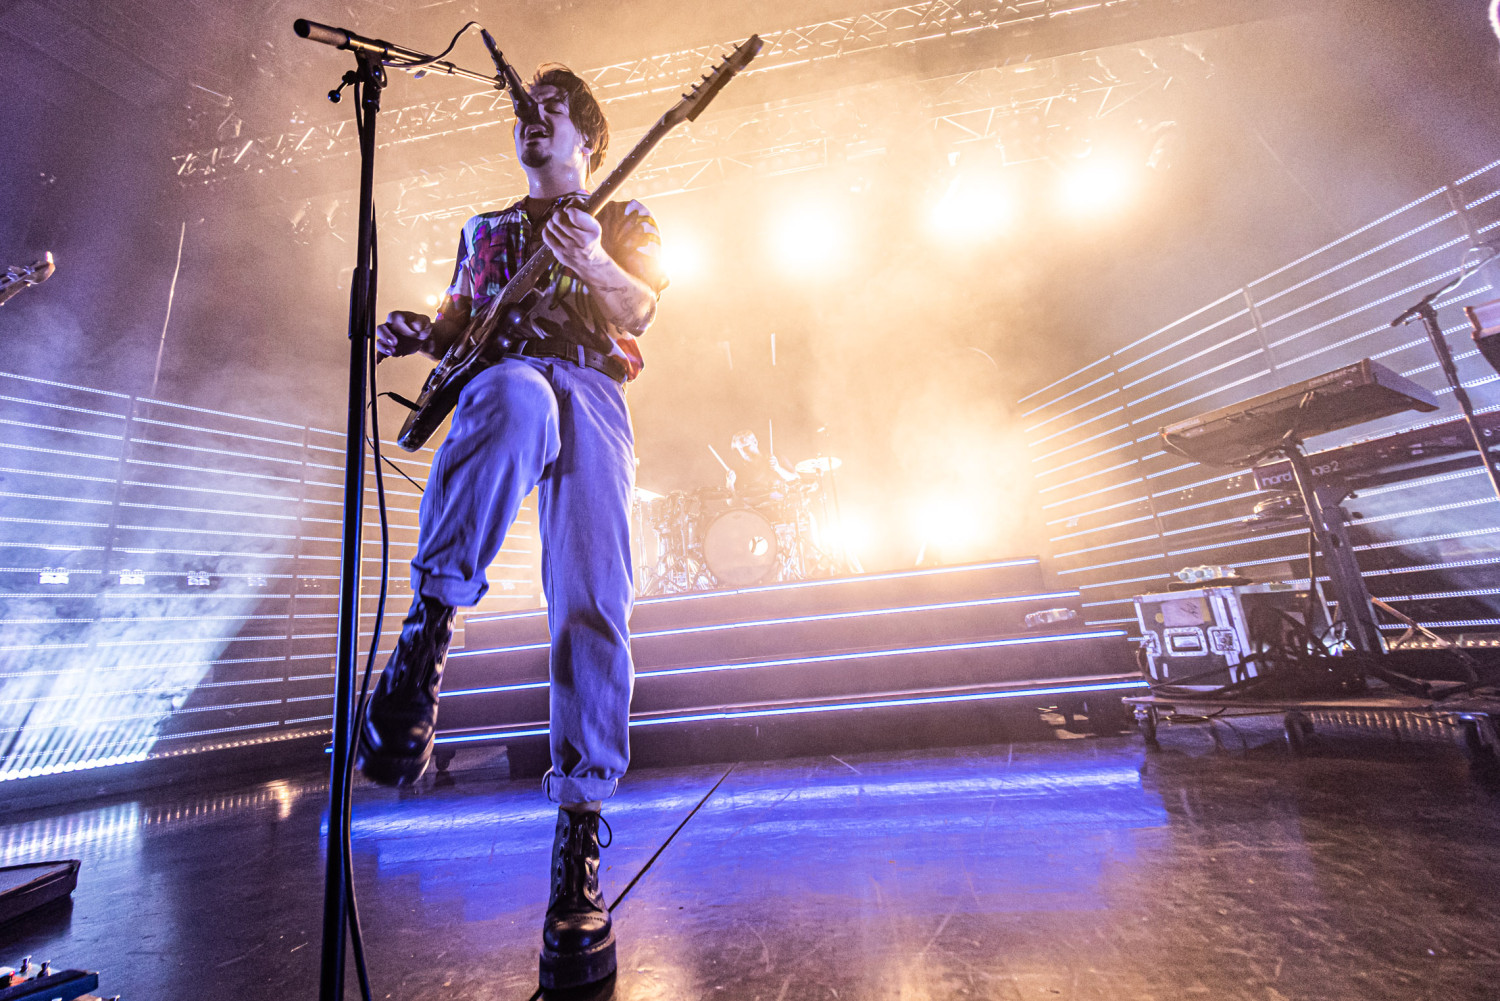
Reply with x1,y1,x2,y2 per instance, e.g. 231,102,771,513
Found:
434,679,1148,745
137,395,308,430
462,559,1043,626
441,630,1127,697
130,415,303,449
452,590,1081,658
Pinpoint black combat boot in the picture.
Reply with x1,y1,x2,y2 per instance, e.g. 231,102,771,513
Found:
356,593,454,786
539,807,615,989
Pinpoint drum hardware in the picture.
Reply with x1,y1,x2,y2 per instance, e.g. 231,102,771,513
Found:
793,456,841,475
635,463,841,594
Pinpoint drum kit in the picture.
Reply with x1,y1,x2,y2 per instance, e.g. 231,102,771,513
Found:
635,456,847,595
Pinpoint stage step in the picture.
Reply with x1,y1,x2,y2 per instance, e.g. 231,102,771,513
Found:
429,560,1140,769
456,557,1047,651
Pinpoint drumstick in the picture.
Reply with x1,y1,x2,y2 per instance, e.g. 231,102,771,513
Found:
707,444,732,473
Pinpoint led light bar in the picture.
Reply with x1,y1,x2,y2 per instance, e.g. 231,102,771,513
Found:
463,558,1044,626
441,629,1128,698
451,590,1083,659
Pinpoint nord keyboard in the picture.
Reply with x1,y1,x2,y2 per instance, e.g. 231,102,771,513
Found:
1253,412,1500,493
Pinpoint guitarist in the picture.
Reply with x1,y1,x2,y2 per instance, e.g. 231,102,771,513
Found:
361,64,667,990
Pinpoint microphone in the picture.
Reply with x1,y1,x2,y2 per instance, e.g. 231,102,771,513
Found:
293,19,426,62
479,29,540,125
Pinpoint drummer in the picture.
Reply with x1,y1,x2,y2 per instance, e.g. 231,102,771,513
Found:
724,429,798,505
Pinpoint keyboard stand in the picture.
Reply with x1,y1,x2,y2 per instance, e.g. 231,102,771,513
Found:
1277,440,1384,656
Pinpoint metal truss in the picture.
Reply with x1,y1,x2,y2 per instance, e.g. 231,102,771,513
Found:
374,50,1174,229
173,0,1154,183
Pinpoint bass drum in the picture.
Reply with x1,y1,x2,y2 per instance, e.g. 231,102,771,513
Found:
703,507,779,587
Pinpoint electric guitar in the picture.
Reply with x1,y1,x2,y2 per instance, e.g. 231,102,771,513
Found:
0,253,56,308
395,34,763,451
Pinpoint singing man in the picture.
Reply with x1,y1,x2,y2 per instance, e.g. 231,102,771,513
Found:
358,63,667,989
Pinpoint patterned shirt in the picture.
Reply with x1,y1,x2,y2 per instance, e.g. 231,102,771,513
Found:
436,196,668,381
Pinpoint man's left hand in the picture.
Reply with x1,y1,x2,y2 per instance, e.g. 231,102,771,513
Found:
542,197,607,277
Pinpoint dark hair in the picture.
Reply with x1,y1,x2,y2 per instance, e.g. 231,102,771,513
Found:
532,64,609,175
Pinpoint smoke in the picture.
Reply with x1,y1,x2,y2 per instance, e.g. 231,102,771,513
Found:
0,590,257,780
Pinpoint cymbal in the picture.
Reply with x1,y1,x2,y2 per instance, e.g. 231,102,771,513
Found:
633,486,664,501
794,456,842,474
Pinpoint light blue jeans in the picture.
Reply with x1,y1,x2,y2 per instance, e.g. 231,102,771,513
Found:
410,356,636,804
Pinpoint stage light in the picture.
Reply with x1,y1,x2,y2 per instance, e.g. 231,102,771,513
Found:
424,294,439,307
814,510,871,568
930,173,1013,240
770,203,846,274
913,497,983,555
659,231,704,283
1057,155,1137,216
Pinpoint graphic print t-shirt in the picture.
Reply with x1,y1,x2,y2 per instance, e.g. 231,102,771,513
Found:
436,197,668,381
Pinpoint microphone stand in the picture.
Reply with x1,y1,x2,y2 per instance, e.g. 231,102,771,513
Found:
291,19,505,1001
1391,265,1500,506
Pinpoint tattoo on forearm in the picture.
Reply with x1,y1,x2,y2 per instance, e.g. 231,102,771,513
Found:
592,281,654,329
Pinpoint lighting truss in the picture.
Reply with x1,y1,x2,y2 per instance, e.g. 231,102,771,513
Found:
379,51,1173,228
172,0,1206,184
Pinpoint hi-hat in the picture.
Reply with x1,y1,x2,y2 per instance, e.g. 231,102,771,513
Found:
794,456,842,474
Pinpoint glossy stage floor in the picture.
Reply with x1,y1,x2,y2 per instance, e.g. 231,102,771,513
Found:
3,717,1499,1001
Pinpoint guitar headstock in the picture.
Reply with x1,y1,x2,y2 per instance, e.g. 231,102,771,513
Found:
664,35,763,128
3,252,55,286
0,252,55,306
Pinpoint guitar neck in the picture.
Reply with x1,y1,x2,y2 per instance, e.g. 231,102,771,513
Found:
584,118,676,214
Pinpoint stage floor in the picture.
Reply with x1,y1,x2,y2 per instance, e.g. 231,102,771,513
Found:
3,720,1498,1000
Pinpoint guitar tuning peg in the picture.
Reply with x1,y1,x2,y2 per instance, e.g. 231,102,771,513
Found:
38,961,50,976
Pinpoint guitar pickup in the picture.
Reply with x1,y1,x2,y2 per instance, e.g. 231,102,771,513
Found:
384,392,419,412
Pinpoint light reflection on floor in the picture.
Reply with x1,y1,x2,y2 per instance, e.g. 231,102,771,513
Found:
2,721,1499,1000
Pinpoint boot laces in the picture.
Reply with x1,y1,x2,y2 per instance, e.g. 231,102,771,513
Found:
386,611,449,695
556,813,610,902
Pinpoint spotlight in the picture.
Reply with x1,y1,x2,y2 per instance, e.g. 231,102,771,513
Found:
929,173,1013,241
770,203,846,274
659,231,703,284
425,294,440,307
913,498,980,554
816,511,870,566
1056,154,1137,216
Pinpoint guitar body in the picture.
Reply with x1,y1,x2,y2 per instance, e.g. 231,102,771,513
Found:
391,34,763,452
395,360,481,451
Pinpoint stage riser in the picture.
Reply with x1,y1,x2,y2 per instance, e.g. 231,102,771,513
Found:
460,560,1048,648
445,601,1086,685
497,695,1135,778
437,637,1132,732
432,560,1136,765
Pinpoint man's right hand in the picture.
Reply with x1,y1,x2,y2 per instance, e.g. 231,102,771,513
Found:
376,311,436,359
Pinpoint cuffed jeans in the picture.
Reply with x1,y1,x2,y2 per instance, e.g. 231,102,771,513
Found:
409,356,635,804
